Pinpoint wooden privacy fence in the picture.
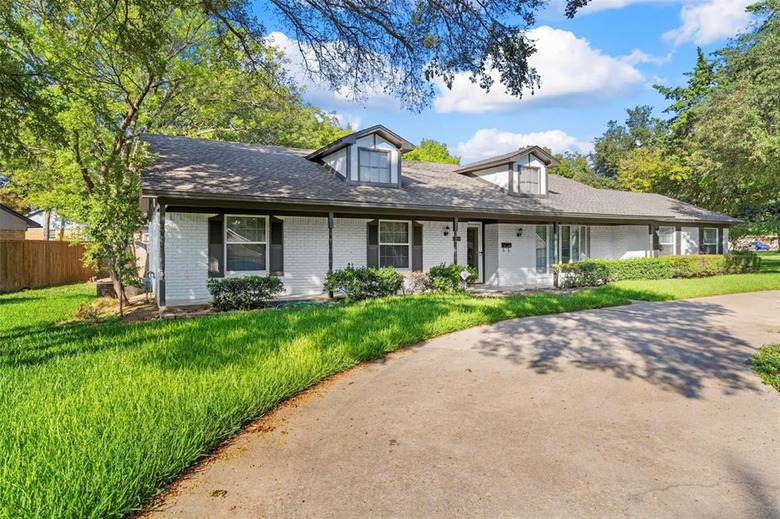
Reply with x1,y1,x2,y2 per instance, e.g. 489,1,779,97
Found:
0,241,97,293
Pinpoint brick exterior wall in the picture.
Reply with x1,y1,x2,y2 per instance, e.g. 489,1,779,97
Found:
333,218,369,270
491,223,554,287
279,216,329,295
0,230,26,240
165,212,212,305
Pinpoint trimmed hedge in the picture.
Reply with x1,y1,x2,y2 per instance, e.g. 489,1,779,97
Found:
324,266,404,301
207,275,285,311
424,263,478,293
554,252,761,288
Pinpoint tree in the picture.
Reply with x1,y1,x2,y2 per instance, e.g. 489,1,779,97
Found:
616,148,690,197
404,139,460,164
591,106,666,179
553,152,615,189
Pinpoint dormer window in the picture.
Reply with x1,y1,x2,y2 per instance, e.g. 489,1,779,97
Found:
516,165,541,195
358,148,391,183
305,125,415,188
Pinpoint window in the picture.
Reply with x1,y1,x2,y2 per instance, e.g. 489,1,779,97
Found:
225,215,267,271
559,225,590,263
658,226,675,256
379,221,410,268
536,225,552,274
702,227,718,255
358,148,391,183
516,166,541,195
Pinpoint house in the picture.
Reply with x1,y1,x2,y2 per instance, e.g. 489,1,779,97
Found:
0,204,41,240
140,126,738,307
25,209,82,241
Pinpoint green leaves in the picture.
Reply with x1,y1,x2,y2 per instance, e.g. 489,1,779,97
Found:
404,139,460,164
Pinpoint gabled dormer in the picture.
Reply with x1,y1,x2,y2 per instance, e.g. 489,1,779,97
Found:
306,125,415,188
454,146,559,196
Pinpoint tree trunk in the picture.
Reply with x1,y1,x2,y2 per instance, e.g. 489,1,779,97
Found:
43,210,51,241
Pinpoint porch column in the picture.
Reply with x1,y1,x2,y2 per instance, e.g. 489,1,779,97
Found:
328,212,334,273
453,217,459,264
158,202,166,307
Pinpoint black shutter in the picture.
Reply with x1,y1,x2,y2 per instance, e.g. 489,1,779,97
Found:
208,214,224,278
651,225,660,252
699,227,705,254
412,222,423,272
367,220,379,268
717,228,723,255
269,217,284,275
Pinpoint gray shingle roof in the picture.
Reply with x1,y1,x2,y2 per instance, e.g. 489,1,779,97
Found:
141,134,737,224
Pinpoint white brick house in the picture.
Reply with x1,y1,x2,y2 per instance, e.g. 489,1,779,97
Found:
141,126,737,307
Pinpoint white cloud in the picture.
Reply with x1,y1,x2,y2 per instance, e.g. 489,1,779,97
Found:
456,128,593,163
621,49,674,66
434,26,644,114
663,0,755,45
332,113,362,131
266,32,401,112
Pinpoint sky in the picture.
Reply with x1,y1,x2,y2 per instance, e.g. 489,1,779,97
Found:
256,0,758,163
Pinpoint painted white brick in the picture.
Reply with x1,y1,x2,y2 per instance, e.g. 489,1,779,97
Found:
422,221,455,268
681,226,699,254
494,223,553,287
484,223,499,285
280,216,329,295
165,212,213,305
333,218,369,269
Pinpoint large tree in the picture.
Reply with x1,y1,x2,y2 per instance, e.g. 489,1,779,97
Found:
591,106,666,179
0,0,591,310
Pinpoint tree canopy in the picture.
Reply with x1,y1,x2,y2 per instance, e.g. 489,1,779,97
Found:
404,139,460,165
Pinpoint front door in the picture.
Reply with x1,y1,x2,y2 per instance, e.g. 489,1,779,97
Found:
467,225,481,280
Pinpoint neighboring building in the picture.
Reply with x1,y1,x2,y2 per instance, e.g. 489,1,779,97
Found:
140,126,737,307
25,210,82,241
0,204,40,240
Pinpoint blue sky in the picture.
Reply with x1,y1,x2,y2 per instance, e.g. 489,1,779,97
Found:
259,0,757,163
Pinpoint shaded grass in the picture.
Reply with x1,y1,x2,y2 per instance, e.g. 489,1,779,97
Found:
750,344,780,391
2,273,779,518
610,272,780,301
758,251,780,273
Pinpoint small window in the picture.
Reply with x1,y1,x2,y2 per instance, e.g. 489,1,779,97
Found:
536,225,550,274
658,226,675,256
226,215,267,271
516,166,541,195
379,221,410,268
358,148,391,184
560,225,590,263
702,227,718,255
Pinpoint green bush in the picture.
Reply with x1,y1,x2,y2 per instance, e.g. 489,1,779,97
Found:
207,275,285,311
424,263,478,293
554,252,760,288
324,266,404,301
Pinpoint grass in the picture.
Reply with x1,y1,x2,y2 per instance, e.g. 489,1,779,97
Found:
2,272,779,518
610,272,780,301
750,344,780,391
758,251,780,273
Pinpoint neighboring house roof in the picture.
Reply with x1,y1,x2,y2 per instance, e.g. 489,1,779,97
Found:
140,134,737,225
0,204,41,229
455,146,560,174
306,124,416,161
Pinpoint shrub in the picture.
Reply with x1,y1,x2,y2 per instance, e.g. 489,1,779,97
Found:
554,252,761,288
207,275,285,311
424,263,478,293
324,266,404,301
553,260,610,289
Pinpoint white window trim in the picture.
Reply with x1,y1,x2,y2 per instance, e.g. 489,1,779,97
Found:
378,219,411,270
558,225,590,264
357,147,392,185
535,224,553,274
224,214,269,275
702,227,719,254
515,165,542,195
659,225,675,255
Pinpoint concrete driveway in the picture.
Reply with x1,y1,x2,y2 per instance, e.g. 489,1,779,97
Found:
150,291,780,518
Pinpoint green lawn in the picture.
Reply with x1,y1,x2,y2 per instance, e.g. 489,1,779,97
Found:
758,251,780,273
610,272,780,301
2,273,779,518
750,343,780,391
